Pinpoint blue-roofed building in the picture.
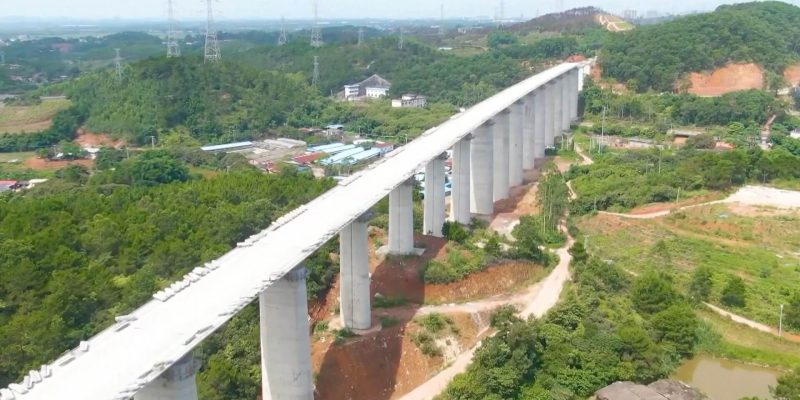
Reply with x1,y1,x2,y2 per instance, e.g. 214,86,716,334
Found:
201,141,254,152
347,148,381,164
307,142,345,152
320,147,365,165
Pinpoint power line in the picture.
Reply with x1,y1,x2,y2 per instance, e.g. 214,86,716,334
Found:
278,16,288,46
311,0,322,48
204,0,221,63
166,0,180,57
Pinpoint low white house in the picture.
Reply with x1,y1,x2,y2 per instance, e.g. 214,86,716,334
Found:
392,94,427,108
343,74,392,101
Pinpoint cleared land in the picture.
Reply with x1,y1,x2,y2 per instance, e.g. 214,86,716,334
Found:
0,98,70,134
577,198,800,329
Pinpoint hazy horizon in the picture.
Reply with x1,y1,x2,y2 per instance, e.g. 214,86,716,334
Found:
0,0,789,21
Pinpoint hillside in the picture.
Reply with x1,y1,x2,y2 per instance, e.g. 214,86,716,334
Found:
511,7,632,33
602,1,800,92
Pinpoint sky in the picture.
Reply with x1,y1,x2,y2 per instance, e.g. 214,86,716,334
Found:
0,0,788,20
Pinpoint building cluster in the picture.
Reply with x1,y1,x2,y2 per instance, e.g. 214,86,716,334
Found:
342,74,427,108
0,179,48,192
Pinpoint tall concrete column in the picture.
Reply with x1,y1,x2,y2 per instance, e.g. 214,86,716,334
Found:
522,93,536,170
424,154,447,237
450,136,471,224
571,68,580,121
260,267,313,400
561,74,571,134
533,88,546,159
340,214,371,330
508,101,524,187
470,121,494,216
388,180,414,254
493,109,510,202
544,82,556,148
136,355,198,400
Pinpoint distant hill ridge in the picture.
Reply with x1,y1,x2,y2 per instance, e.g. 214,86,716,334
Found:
511,7,630,33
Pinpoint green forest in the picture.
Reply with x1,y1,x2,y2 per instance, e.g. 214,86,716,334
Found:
0,161,334,387
602,1,800,91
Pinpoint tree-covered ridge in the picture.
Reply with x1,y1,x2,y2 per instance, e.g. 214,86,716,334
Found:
0,169,334,387
602,1,800,91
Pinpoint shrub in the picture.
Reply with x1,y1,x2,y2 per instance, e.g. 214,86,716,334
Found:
442,221,470,243
721,276,747,308
411,331,442,357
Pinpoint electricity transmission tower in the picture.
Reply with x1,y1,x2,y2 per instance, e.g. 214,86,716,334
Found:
114,48,124,81
204,0,221,63
311,0,322,48
398,28,404,50
357,27,364,46
312,56,320,89
278,17,288,46
498,0,505,27
166,0,180,57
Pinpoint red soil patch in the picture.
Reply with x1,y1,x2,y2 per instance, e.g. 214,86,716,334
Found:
784,63,800,87
687,63,764,96
24,157,93,170
312,311,485,400
75,129,125,148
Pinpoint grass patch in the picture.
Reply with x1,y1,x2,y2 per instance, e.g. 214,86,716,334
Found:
696,309,800,369
313,320,329,333
411,331,442,357
578,207,800,327
0,98,70,134
332,328,355,345
420,244,486,284
379,315,400,328
411,313,460,357
373,295,408,309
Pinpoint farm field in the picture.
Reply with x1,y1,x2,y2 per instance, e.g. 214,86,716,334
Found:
0,98,70,134
576,202,800,328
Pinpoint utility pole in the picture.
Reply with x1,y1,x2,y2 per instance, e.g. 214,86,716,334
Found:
278,17,288,46
311,0,322,48
439,4,445,37
204,0,221,63
601,104,606,153
148,136,157,148
357,27,364,47
166,0,180,57
312,55,320,89
114,48,124,81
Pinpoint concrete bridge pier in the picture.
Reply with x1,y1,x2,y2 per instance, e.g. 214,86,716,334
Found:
544,82,557,148
339,213,372,330
423,154,447,236
450,136,471,225
259,267,313,400
570,68,580,121
470,121,494,216
135,355,198,400
533,88,546,159
388,179,415,254
522,93,536,170
492,109,510,201
508,101,524,187
561,74,571,135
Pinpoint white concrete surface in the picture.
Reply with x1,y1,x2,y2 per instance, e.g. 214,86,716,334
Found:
508,102,524,187
450,137,471,224
9,63,578,400
561,74,571,131
493,110,510,201
470,122,494,216
389,181,415,254
424,157,447,237
340,218,371,330
260,268,313,400
135,355,197,400
544,82,556,147
522,93,536,170
533,88,546,158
